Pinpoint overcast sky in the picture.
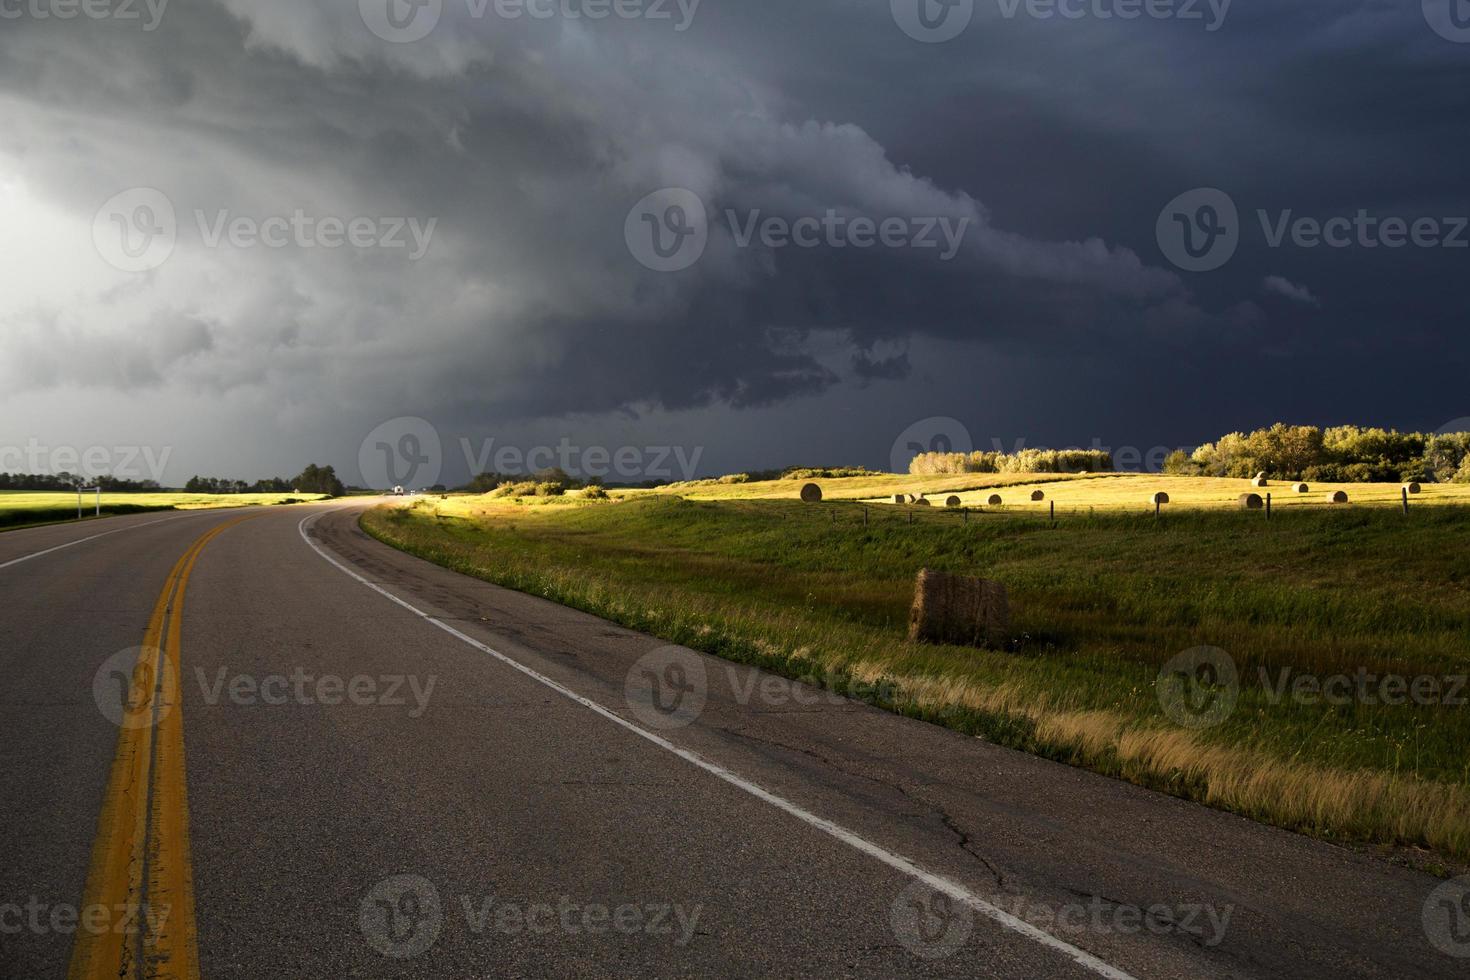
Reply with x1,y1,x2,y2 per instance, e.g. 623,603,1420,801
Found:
1,0,1467,487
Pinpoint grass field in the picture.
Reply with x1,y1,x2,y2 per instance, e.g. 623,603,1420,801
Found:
0,491,324,529
920,473,1470,511
632,471,1102,501
363,472,1470,868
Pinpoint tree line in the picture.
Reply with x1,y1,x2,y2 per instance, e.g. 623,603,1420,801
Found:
1165,424,1470,483
0,464,346,496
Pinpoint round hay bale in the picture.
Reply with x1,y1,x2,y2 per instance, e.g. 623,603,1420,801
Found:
914,497,932,507
907,493,920,504
1151,491,1170,505
1030,490,1046,502
1251,473,1269,488
1292,482,1310,494
1238,493,1264,510
987,494,1003,507
894,494,905,504
1326,490,1349,504
800,482,823,503
945,495,962,508
1404,482,1422,495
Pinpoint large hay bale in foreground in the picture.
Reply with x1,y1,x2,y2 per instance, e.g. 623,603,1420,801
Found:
987,494,1003,506
1151,491,1170,505
1030,490,1046,502
945,496,962,508
1326,490,1349,504
908,569,1009,649
800,482,823,503
1404,482,1422,495
1293,482,1310,494
1238,493,1264,510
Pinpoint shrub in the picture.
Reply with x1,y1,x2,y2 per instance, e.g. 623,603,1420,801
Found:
1163,450,1202,475
910,449,1109,476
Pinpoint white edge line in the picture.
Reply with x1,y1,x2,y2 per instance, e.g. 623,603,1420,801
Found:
298,512,1138,980
0,513,194,572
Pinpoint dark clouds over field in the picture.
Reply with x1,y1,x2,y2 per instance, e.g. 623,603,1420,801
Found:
0,0,1466,484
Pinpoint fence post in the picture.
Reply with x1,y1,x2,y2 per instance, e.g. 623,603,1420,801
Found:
1402,487,1409,515
1266,493,1272,520
1050,500,1055,522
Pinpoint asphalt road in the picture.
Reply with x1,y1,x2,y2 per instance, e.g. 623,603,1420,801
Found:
1,501,1465,978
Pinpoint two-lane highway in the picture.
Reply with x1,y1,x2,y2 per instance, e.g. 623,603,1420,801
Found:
1,502,1463,978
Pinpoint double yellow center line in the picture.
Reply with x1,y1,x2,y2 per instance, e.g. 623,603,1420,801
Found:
69,515,254,980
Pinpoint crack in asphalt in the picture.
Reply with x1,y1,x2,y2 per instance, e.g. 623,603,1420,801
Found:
722,726,1010,891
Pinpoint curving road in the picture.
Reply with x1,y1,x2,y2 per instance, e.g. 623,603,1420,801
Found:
0,501,1463,978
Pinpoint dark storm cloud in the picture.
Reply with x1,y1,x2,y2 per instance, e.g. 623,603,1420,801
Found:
0,0,1466,480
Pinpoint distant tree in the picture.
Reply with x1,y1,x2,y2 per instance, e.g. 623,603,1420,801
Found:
291,464,345,497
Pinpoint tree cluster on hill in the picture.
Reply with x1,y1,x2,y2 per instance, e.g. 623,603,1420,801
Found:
185,464,345,497
185,476,293,494
909,449,1113,476
1163,424,1470,483
0,473,163,492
